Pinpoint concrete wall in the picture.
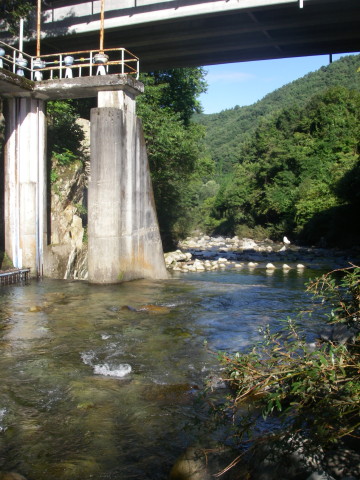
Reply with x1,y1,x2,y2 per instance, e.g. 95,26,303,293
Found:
0,103,4,253
3,97,47,275
88,104,167,283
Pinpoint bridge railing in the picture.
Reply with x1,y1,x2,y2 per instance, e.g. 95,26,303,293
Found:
0,40,33,78
0,41,139,81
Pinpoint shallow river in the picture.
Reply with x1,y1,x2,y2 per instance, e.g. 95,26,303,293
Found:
0,268,326,479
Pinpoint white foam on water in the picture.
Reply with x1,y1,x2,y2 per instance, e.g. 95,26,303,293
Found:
81,351,96,366
0,408,7,432
93,363,131,378
101,334,111,340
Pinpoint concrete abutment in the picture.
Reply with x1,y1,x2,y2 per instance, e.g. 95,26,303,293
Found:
1,74,167,282
4,97,47,276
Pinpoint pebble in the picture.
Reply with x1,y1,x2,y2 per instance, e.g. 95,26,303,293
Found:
164,235,358,274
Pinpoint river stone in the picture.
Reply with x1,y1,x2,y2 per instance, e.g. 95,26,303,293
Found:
137,304,171,314
322,445,360,478
306,472,335,480
248,433,324,480
169,447,212,480
169,447,238,480
0,474,28,480
29,305,43,312
320,324,360,344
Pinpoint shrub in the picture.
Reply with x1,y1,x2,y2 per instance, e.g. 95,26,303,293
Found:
208,265,360,474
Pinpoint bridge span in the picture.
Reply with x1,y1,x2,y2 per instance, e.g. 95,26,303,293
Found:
16,0,360,71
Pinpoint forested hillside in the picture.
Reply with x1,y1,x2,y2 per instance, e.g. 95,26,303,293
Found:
193,55,360,247
195,55,360,174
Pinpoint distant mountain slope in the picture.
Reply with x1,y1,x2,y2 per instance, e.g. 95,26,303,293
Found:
194,54,360,172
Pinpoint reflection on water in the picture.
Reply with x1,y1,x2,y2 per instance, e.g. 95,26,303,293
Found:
0,269,324,479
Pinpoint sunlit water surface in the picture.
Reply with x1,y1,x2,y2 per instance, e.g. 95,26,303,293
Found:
0,268,326,479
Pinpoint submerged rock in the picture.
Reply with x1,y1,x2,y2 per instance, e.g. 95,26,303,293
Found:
169,446,239,480
139,304,171,314
169,447,212,480
28,305,44,312
320,324,360,344
0,474,28,480
122,304,171,314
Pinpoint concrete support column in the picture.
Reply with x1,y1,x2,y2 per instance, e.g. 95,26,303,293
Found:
88,86,167,283
4,97,47,276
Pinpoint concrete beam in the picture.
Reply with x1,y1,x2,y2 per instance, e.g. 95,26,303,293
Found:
33,74,144,100
0,72,143,100
0,69,34,97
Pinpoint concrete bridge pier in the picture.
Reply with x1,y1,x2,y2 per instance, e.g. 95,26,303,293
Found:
88,84,168,283
3,97,46,276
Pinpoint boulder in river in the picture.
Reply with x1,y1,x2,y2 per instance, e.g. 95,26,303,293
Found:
0,473,28,480
121,304,171,314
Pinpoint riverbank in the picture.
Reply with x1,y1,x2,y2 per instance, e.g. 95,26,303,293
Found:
165,235,360,273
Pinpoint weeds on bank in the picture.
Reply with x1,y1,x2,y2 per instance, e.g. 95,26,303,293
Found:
208,265,360,473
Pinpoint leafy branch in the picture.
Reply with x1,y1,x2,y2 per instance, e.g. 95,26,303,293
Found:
207,266,360,475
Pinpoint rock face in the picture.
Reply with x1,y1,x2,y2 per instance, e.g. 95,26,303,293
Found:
43,155,88,280
42,118,89,280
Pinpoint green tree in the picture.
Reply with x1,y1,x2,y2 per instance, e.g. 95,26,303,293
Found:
1,0,35,35
210,86,360,244
47,100,84,165
194,54,360,183
143,68,207,125
137,68,209,248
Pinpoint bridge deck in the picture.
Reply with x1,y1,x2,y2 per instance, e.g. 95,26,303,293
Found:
4,0,359,70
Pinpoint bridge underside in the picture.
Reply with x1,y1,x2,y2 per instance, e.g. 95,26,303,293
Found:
21,0,360,71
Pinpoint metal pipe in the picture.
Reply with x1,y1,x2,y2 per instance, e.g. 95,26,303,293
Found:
36,0,41,57
19,18,24,54
99,0,105,52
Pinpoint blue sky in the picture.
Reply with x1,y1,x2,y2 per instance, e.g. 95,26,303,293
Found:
199,53,359,114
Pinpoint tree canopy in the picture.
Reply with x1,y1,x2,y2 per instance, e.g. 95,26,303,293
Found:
192,55,360,247
136,68,213,249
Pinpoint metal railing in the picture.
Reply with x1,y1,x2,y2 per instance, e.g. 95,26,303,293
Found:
0,41,139,81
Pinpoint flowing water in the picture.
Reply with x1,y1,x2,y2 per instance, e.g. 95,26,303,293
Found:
0,268,326,479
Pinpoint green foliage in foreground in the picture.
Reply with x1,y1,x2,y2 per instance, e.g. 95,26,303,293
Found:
210,266,360,473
